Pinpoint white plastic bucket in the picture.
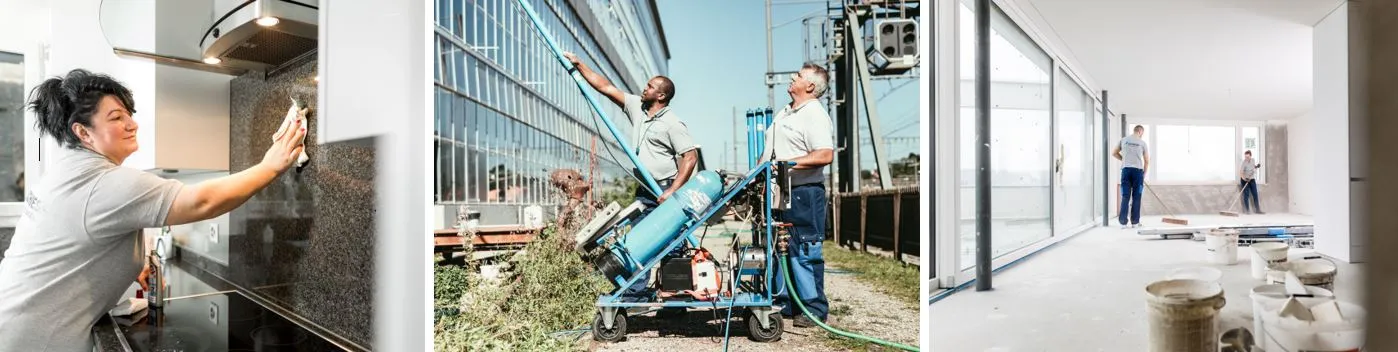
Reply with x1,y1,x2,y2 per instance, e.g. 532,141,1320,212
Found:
1205,229,1239,265
1145,279,1226,352
1252,242,1290,270
1260,299,1365,352
1167,267,1223,283
1265,259,1339,292
1250,249,1268,280
1248,284,1335,345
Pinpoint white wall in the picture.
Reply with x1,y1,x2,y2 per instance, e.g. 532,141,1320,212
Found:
321,1,429,349
47,0,157,171
1288,112,1314,215
1312,2,1360,262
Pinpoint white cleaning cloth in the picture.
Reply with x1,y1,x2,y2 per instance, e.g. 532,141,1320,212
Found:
109,297,148,317
273,97,310,167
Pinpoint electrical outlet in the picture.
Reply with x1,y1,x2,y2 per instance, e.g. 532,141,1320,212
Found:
208,224,219,244
208,301,219,324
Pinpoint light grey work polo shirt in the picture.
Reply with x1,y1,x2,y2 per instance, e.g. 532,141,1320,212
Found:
763,99,836,185
623,94,697,181
0,146,183,351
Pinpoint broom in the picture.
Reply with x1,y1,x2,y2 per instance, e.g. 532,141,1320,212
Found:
1218,182,1248,217
1144,184,1189,225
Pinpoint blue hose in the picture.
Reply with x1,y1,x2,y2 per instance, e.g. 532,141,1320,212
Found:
513,0,663,197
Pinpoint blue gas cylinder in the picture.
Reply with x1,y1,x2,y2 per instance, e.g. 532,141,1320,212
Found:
597,170,725,285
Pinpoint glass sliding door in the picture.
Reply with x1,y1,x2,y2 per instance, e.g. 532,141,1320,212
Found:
957,0,1054,270
1054,69,1096,235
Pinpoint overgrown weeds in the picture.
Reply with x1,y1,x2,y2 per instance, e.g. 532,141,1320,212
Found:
434,226,611,351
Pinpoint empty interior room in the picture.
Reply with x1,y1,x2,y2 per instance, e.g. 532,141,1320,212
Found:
926,0,1386,350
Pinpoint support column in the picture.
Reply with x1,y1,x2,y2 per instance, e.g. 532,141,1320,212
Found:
974,0,993,292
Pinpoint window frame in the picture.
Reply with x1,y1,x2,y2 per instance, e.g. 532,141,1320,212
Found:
1131,118,1267,186
0,49,28,222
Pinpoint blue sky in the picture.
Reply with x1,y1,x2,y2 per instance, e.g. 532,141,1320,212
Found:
653,1,922,171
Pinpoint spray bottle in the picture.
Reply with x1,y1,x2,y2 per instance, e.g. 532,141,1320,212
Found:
145,249,165,309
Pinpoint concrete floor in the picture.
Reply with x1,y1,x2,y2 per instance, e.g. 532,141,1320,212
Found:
927,213,1364,351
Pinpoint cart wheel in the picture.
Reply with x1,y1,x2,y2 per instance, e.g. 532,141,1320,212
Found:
592,311,627,342
746,310,783,342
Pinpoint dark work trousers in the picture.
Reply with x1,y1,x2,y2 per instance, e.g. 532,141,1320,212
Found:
1119,167,1145,225
772,183,829,321
1241,178,1261,213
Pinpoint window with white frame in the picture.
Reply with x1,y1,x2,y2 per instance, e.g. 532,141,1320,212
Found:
1132,121,1265,184
1,51,23,204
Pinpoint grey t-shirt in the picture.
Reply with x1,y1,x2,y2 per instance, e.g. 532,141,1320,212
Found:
1119,135,1149,170
0,146,182,351
1241,158,1257,180
762,99,835,185
623,94,697,181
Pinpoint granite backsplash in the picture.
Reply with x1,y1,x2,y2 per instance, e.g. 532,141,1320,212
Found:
0,227,12,263
183,60,377,350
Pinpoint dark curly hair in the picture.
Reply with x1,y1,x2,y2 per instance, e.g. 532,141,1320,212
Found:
28,69,136,148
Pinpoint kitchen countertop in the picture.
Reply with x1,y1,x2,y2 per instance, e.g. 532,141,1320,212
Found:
92,255,348,352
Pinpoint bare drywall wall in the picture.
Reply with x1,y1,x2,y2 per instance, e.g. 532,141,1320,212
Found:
1288,114,1314,215
1131,123,1289,215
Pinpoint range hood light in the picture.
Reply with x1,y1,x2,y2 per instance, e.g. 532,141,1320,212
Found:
200,0,319,71
202,57,223,65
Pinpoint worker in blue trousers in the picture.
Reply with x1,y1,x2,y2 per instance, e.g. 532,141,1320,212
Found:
1240,150,1264,214
760,62,836,328
1114,125,1150,228
564,51,700,306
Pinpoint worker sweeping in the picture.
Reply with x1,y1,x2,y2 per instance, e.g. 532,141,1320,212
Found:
1113,125,1150,228
1239,150,1263,214
759,62,836,328
563,51,700,306
0,69,307,351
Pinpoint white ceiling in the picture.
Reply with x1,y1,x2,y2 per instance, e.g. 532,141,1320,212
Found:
1021,0,1343,120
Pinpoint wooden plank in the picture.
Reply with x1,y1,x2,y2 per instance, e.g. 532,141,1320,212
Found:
833,193,841,245
434,225,542,236
433,233,537,248
860,194,868,253
892,189,902,261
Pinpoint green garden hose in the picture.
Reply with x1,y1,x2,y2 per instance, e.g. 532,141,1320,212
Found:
778,254,920,351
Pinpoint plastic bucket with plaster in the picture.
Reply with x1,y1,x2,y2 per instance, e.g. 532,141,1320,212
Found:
1265,259,1339,291
1260,299,1365,352
1167,267,1222,283
1145,279,1226,352
1248,284,1335,345
1252,242,1290,270
1205,229,1239,265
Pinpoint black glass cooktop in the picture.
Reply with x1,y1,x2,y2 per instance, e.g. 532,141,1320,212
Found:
109,291,346,352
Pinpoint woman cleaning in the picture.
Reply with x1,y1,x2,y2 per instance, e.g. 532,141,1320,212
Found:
0,69,308,351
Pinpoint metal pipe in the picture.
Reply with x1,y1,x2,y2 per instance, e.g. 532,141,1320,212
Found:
767,0,776,110
514,0,663,196
974,0,993,292
751,110,759,169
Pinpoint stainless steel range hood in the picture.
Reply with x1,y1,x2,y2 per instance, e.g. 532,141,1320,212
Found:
200,0,319,72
